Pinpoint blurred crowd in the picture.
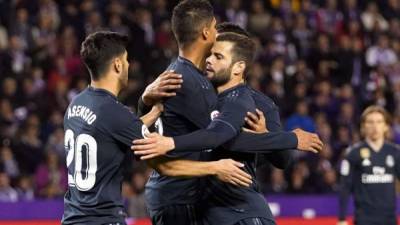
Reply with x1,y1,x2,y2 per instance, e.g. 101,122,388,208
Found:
0,0,400,218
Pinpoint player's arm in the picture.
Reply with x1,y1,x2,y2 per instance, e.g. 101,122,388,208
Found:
139,103,163,127
244,109,294,169
146,157,252,187
102,102,149,150
170,96,301,153
337,149,355,224
137,70,182,116
132,98,322,160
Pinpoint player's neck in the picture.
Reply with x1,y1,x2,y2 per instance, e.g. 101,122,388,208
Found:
90,78,120,97
365,138,385,152
179,44,208,70
217,79,245,94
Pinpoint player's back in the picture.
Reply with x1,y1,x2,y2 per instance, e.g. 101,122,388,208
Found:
62,87,144,225
145,56,217,211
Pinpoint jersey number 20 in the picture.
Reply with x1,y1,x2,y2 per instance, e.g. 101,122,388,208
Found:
65,129,97,191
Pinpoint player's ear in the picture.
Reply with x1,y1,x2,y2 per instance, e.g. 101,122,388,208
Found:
114,57,122,74
232,61,246,75
384,123,390,136
202,26,210,41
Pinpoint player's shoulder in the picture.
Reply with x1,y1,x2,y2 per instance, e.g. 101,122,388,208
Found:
384,142,400,153
344,142,365,158
169,57,202,79
99,99,136,119
248,86,278,111
224,84,253,103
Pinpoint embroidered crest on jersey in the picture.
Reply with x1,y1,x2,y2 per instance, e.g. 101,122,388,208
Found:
386,155,395,167
210,110,220,120
360,148,371,166
360,148,370,159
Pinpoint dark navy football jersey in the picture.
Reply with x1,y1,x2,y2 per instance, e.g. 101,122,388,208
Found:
202,84,276,225
339,141,400,224
145,56,217,211
249,88,293,169
62,87,146,225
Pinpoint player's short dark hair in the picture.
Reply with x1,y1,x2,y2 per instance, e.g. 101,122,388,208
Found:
361,105,392,125
171,0,214,48
80,31,128,81
216,22,250,37
216,32,255,74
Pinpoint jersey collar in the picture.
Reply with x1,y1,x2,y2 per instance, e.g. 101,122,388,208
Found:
177,56,205,75
87,86,118,100
218,83,247,97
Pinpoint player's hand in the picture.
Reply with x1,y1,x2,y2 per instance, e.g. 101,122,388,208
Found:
142,70,183,106
242,109,268,133
293,128,323,153
336,221,348,225
211,159,252,187
131,133,175,160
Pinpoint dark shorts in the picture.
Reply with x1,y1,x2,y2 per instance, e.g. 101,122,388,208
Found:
150,204,203,225
355,216,397,225
234,218,276,225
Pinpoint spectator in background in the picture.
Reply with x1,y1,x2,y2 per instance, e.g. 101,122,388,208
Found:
384,0,400,20
288,160,311,193
34,151,67,198
265,168,288,194
342,0,360,22
16,175,34,201
291,14,314,59
285,100,316,132
366,34,397,67
127,170,148,218
0,145,19,179
14,117,44,175
247,0,270,37
316,0,343,36
224,0,247,29
0,171,18,202
362,2,389,32
45,127,65,160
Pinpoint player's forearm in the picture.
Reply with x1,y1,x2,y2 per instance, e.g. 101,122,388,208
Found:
140,106,161,127
147,157,216,177
137,96,153,117
172,124,236,153
225,131,298,153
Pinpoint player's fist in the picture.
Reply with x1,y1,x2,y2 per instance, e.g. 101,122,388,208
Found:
142,70,183,106
211,159,252,187
131,133,175,160
336,221,348,225
242,109,268,134
293,128,323,153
